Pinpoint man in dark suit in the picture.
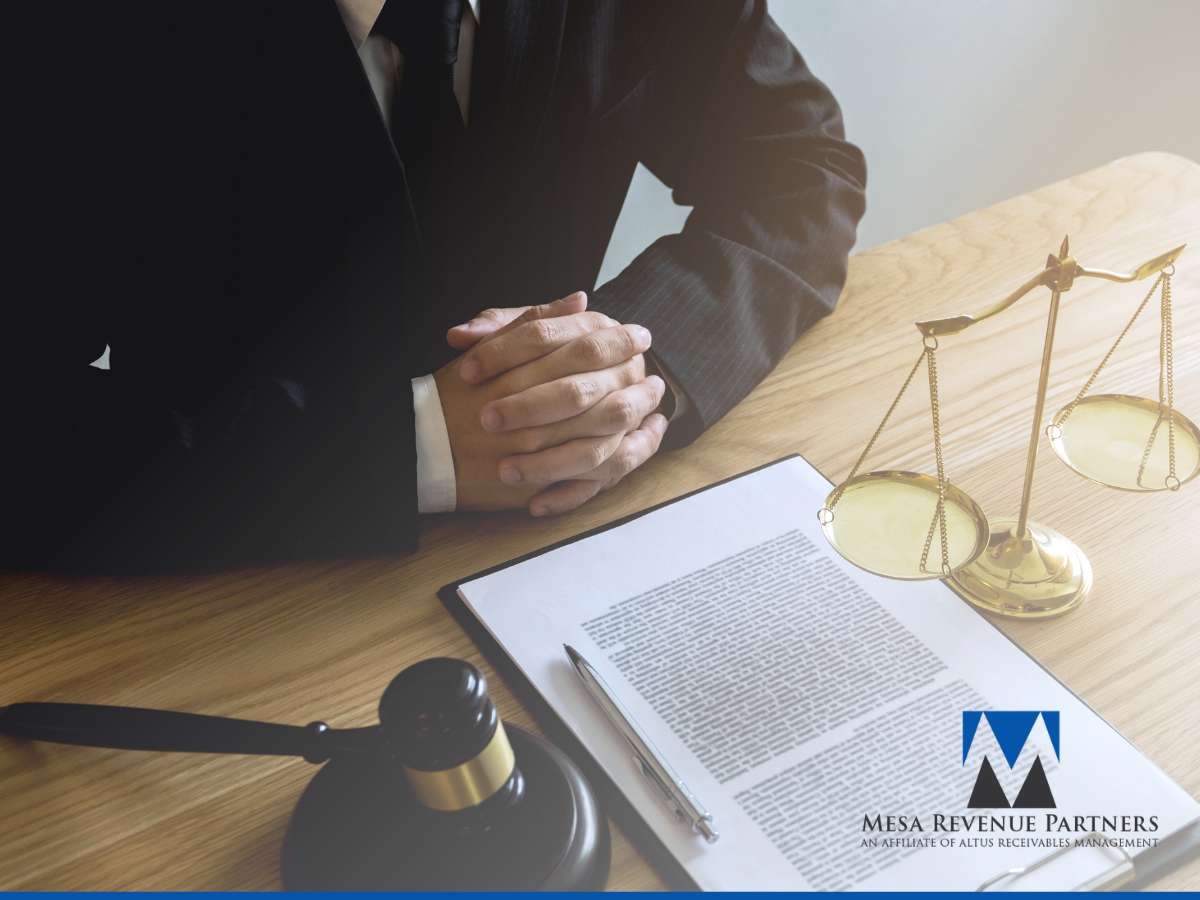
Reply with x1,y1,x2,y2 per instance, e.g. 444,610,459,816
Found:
5,0,865,572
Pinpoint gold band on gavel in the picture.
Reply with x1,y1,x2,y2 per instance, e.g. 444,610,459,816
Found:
402,720,516,812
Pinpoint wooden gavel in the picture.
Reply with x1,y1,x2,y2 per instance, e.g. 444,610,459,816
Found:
0,658,609,890
2,658,520,817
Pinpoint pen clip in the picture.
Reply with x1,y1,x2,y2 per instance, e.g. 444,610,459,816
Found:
634,754,688,823
634,754,719,843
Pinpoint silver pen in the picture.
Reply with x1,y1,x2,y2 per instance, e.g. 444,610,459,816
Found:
564,644,719,843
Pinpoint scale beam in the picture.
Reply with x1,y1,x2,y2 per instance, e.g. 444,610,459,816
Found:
915,241,1186,337
1076,243,1186,283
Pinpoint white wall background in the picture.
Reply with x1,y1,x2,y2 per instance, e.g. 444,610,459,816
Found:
597,0,1200,282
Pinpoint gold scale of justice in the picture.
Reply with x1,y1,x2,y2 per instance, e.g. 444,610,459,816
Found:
817,237,1197,619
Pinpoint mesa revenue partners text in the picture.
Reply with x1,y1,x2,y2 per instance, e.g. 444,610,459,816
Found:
863,814,1159,834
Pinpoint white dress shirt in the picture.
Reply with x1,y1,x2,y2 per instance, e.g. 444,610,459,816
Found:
334,0,479,514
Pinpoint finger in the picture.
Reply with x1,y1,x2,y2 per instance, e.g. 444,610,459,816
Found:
460,309,615,385
484,290,589,342
589,412,669,487
481,357,645,432
525,412,667,516
579,376,666,437
450,291,588,356
502,323,651,390
498,432,623,486
529,479,603,518
446,306,528,351
512,376,666,450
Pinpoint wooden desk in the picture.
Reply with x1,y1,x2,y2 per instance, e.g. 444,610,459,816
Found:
2,152,1198,890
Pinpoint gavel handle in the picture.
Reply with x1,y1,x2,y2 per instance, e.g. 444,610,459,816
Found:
0,702,380,762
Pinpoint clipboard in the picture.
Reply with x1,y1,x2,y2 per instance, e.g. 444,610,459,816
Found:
976,831,1138,891
439,453,1200,891
975,820,1200,891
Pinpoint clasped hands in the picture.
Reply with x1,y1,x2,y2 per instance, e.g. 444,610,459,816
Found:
435,291,667,516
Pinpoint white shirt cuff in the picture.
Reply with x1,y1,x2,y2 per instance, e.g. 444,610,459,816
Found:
412,374,457,514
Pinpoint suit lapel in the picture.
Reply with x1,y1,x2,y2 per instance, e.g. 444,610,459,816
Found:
311,1,420,229
294,2,431,372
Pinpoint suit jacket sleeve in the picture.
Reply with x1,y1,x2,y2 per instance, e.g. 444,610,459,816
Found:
590,0,867,448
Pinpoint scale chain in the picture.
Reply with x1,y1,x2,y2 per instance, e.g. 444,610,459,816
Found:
820,340,953,577
1128,269,1179,490
1051,272,1164,434
919,343,952,577
821,348,927,517
1163,270,1178,489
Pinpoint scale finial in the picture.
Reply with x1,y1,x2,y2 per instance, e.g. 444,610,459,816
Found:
1059,235,1070,259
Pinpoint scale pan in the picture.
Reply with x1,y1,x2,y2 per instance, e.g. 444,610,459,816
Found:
819,471,989,580
1049,394,1200,492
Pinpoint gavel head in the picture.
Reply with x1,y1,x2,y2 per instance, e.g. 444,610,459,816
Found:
378,658,524,823
285,657,611,889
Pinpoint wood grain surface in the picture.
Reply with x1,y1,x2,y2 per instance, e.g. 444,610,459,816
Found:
2,151,1198,890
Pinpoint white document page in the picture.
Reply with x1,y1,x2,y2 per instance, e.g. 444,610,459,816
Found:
456,456,1200,890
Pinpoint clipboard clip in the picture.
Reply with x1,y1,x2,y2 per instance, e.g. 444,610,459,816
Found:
976,831,1135,891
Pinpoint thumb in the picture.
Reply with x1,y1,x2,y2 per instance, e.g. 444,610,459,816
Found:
446,306,529,350
446,291,588,350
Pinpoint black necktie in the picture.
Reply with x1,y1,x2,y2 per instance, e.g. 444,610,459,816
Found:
372,0,467,243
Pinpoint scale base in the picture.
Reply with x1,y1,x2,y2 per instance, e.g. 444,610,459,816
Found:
946,517,1093,619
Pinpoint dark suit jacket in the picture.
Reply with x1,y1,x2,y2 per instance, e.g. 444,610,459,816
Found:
4,0,865,572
